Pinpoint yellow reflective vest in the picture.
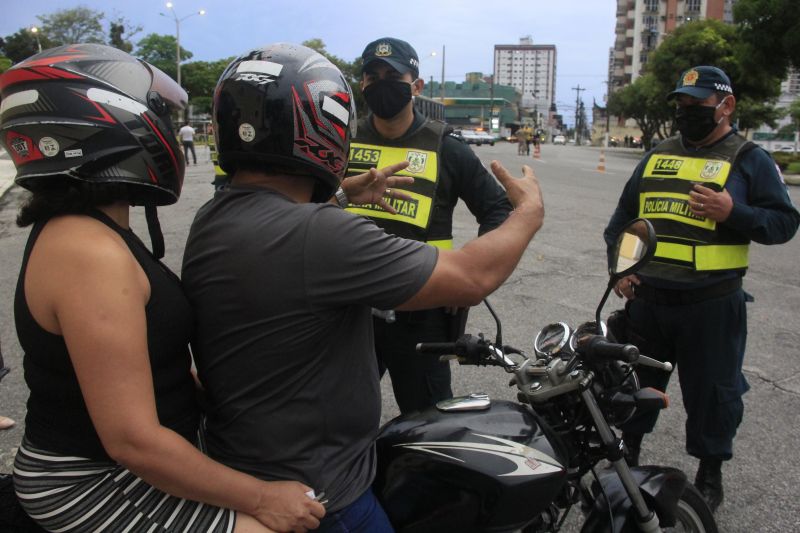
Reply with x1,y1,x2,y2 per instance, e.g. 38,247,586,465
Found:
638,134,754,281
345,118,452,249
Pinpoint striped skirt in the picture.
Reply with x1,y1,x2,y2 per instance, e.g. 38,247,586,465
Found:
13,439,236,532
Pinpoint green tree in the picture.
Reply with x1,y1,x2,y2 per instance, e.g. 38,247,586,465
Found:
789,99,800,149
182,57,234,112
607,74,673,151
0,29,54,63
734,0,800,78
108,16,141,53
37,6,106,45
0,56,12,73
643,19,783,133
135,33,193,81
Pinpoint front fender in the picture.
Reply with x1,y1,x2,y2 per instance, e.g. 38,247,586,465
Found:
581,466,688,533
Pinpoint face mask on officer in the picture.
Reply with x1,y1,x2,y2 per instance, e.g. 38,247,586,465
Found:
363,79,413,119
674,96,729,143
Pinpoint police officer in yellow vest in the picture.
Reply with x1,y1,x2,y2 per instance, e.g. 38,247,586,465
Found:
604,66,800,514
344,37,513,414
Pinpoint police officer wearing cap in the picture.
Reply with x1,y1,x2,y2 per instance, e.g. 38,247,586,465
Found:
604,65,799,513
344,37,513,415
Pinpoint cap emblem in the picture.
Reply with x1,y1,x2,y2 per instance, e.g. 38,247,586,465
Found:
682,69,699,87
375,43,392,57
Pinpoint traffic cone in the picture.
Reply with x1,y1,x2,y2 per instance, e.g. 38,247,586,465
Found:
533,143,541,159
596,150,606,173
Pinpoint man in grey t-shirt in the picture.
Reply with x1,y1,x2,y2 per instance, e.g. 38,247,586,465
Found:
183,44,544,532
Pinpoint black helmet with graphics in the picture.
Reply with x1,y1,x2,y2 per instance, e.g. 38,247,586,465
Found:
213,43,356,201
0,43,187,206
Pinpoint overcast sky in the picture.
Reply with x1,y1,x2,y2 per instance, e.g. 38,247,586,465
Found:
2,0,617,125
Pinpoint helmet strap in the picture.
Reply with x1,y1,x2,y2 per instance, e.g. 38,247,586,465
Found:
145,204,165,259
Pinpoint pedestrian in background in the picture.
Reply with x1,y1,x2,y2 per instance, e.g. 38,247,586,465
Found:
604,65,800,514
179,121,197,165
345,37,513,414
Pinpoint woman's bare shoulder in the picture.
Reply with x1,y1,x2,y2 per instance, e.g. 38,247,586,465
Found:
30,214,147,297
37,215,135,265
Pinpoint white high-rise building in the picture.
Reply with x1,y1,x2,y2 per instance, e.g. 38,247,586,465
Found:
493,36,556,119
610,0,738,90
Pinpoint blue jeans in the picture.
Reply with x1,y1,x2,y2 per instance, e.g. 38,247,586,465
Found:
317,488,394,533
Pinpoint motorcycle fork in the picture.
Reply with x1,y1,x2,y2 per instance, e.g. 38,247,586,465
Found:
579,388,662,533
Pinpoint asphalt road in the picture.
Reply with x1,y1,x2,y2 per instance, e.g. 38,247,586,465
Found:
1,143,798,532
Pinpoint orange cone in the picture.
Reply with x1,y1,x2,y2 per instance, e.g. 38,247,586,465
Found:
596,150,606,173
533,143,541,159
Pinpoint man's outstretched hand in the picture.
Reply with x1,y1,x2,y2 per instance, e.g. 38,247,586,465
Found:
340,161,414,214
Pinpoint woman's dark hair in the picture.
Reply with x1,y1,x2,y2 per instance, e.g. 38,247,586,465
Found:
17,180,131,227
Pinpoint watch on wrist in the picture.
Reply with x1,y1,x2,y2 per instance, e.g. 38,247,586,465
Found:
335,187,349,208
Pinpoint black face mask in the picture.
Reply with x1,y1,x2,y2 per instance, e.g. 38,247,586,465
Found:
363,79,413,119
674,98,725,143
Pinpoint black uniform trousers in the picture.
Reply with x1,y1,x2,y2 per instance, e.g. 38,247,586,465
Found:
621,285,749,460
373,308,454,414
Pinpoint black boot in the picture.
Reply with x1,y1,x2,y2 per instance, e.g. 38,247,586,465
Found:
622,432,643,467
694,458,724,513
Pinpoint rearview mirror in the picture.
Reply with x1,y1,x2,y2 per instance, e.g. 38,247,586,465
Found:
609,219,656,278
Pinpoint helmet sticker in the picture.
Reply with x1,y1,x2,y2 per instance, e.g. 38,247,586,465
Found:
0,89,39,115
239,123,256,142
38,137,60,157
236,60,283,77
64,149,83,159
5,131,44,165
235,60,282,85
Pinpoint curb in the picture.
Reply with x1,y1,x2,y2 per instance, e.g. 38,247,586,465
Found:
0,153,14,200
784,173,800,186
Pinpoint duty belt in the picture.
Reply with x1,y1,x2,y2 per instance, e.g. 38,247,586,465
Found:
634,277,742,306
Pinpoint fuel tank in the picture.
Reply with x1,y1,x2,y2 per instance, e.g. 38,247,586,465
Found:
374,398,567,533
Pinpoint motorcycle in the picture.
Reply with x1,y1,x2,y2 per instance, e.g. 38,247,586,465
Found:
374,218,718,533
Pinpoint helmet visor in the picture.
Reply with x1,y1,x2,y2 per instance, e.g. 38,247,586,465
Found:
147,63,187,112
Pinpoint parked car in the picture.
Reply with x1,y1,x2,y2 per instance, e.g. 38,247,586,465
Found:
474,131,496,146
452,129,481,145
553,134,566,145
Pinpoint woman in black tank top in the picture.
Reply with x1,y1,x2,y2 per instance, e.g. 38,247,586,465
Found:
3,44,324,533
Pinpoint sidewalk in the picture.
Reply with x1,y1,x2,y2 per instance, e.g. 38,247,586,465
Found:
0,147,14,198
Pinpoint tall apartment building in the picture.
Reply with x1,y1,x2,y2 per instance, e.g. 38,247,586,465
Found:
609,0,737,89
493,36,556,117
754,68,800,151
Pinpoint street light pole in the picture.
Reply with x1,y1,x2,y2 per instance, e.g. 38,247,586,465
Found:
30,27,42,53
440,45,445,101
161,2,206,87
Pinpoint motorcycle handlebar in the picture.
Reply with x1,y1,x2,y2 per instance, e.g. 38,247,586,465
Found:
417,335,504,366
415,342,458,355
581,336,640,363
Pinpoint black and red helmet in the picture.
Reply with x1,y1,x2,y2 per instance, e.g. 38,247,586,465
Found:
213,43,356,201
0,44,187,206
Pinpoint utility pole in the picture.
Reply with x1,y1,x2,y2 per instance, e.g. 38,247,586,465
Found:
440,45,446,101
489,76,495,134
572,85,585,144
